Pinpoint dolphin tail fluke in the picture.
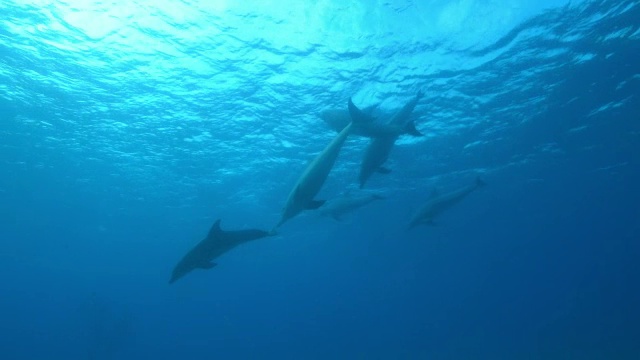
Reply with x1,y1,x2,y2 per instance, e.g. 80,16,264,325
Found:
348,98,374,125
404,119,423,137
476,176,487,187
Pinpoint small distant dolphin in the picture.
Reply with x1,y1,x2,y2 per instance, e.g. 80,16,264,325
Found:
275,121,353,228
408,177,486,229
169,219,274,284
318,191,385,221
352,91,423,188
320,105,422,138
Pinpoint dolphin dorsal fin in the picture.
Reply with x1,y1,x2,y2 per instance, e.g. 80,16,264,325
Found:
404,119,423,137
207,219,222,238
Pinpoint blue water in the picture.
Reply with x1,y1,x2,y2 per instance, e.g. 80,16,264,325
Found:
1,0,639,358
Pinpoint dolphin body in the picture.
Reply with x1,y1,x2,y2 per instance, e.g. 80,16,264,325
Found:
276,121,354,228
320,105,422,138
318,191,385,221
169,219,273,284
351,91,423,188
408,177,486,229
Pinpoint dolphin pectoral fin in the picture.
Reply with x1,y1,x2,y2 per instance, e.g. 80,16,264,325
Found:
200,261,217,270
404,120,423,137
377,167,392,174
306,200,326,210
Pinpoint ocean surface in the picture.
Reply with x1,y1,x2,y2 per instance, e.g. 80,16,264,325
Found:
1,0,639,359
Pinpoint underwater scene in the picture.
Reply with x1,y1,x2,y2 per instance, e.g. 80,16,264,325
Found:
1,0,639,359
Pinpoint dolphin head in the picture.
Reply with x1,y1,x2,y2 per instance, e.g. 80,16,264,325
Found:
169,259,217,284
169,263,190,284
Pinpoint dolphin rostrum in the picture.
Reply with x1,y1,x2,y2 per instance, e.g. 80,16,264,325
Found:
408,177,486,229
169,219,274,284
352,91,423,188
318,191,385,221
275,121,353,228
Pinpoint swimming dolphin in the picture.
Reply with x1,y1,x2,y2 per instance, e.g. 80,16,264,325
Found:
408,177,486,229
352,91,423,188
169,219,274,284
320,104,376,135
320,105,422,138
318,191,385,221
275,121,353,228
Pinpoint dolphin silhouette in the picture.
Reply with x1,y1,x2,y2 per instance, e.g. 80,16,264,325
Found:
351,91,423,188
408,177,486,229
169,219,274,284
275,121,353,228
318,191,385,221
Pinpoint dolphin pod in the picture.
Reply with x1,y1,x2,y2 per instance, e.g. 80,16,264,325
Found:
169,93,488,284
169,219,274,284
408,177,486,229
319,104,422,138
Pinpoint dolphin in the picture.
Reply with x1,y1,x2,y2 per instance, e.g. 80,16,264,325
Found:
319,104,377,135
318,191,385,221
169,219,274,284
275,121,353,228
408,177,486,229
352,91,423,188
320,105,422,138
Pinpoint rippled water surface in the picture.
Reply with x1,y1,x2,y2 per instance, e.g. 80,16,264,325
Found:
1,0,638,358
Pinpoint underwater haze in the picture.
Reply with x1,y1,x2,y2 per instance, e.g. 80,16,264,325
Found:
1,0,639,359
